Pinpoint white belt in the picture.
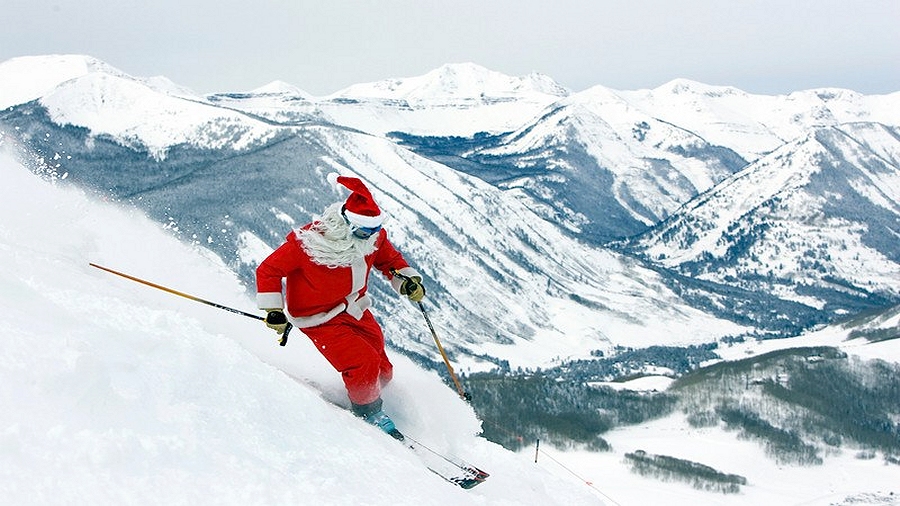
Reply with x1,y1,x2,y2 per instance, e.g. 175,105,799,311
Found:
288,293,371,328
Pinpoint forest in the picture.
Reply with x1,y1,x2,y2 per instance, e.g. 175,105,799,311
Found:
463,344,900,472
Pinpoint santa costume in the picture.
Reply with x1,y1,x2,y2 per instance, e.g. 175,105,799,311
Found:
256,173,421,424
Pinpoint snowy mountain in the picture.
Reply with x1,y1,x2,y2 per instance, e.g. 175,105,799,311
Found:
3,54,900,506
251,79,312,99
396,81,900,243
3,150,898,505
207,62,569,137
2,54,899,361
619,79,900,160
404,84,746,242
0,54,746,373
0,151,599,505
333,62,569,104
0,54,131,108
626,122,900,319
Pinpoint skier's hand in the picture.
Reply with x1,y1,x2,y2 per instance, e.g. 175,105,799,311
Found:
264,309,288,335
400,276,425,302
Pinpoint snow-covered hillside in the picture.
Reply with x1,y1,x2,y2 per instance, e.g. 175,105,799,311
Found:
629,122,900,312
3,54,900,506
0,54,132,108
7,128,900,506
0,54,748,372
421,80,900,244
619,79,900,160
0,55,283,159
469,84,743,231
2,53,899,364
0,151,603,505
208,62,569,137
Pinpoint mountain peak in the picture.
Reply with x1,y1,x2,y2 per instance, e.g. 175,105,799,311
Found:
250,80,310,98
1,53,120,74
0,54,129,109
331,62,569,103
429,61,494,78
654,78,747,98
422,62,569,97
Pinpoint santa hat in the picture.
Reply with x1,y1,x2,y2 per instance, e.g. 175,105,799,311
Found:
326,172,385,228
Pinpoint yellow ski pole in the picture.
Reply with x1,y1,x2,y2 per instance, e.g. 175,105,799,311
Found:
89,262,292,345
392,269,470,400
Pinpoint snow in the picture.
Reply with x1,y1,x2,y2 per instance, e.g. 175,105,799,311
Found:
4,55,900,505
0,55,118,109
330,62,569,105
550,413,900,506
634,121,900,300
714,319,900,365
5,151,894,505
206,62,568,138
620,79,900,161
593,375,674,393
541,320,900,506
0,151,600,505
250,80,311,98
0,54,200,110
39,72,278,159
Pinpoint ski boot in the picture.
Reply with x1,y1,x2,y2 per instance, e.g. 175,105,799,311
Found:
352,399,405,441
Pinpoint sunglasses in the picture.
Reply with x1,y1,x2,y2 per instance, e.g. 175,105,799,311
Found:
341,206,382,239
352,225,382,239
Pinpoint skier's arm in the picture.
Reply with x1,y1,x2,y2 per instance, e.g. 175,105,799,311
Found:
373,231,424,300
256,241,295,310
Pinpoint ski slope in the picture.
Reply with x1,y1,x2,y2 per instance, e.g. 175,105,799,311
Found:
3,148,899,505
0,151,600,505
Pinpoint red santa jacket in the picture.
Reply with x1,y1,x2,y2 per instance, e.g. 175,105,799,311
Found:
256,227,420,328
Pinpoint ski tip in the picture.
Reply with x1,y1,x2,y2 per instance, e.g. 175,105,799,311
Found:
452,467,489,489
469,466,490,479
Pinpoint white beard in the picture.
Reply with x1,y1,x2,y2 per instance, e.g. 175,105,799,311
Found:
296,203,378,267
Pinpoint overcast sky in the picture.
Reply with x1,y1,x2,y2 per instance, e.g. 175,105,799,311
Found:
2,0,898,96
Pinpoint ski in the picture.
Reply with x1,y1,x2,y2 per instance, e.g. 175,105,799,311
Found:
401,433,489,489
287,375,489,488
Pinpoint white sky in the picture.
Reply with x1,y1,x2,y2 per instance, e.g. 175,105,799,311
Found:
2,0,898,96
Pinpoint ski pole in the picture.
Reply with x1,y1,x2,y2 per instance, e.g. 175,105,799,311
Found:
391,269,470,400
88,262,292,346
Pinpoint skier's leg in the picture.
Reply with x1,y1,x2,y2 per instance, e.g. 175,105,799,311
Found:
303,313,383,406
357,311,393,386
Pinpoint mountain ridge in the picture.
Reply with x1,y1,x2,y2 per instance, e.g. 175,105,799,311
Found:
4,53,900,506
626,122,900,307
2,54,899,370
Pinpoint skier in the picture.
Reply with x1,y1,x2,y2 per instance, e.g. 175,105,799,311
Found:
255,173,425,439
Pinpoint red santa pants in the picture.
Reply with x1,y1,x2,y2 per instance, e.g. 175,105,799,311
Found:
301,310,394,406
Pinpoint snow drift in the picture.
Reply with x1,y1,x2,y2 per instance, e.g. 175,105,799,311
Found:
0,151,600,505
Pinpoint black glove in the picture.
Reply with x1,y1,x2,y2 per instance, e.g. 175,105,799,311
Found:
264,309,288,335
400,276,425,302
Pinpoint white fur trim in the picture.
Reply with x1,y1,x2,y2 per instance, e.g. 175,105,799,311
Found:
287,303,347,328
326,172,340,186
390,267,422,294
257,292,284,310
343,208,384,228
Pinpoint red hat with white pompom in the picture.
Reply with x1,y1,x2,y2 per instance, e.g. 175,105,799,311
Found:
326,172,384,228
